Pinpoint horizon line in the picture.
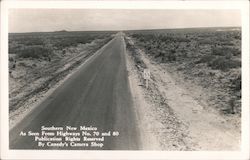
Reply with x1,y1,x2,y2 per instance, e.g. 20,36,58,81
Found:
9,26,241,34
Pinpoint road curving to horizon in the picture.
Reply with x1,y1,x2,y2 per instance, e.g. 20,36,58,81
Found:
9,33,140,150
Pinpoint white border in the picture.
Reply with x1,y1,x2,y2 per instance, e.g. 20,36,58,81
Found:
1,1,249,160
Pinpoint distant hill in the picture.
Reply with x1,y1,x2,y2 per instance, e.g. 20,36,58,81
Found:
54,30,68,33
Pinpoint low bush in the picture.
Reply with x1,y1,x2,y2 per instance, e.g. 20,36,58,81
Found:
15,37,45,46
53,36,94,49
232,75,242,92
208,57,241,71
17,46,52,59
174,37,191,43
9,46,22,54
196,54,216,64
167,50,177,62
199,39,216,45
212,46,240,57
9,57,14,62
231,72,241,92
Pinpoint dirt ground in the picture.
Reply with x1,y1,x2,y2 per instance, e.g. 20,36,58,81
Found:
125,36,241,150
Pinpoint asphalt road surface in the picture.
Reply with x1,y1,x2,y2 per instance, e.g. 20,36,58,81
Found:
10,33,140,150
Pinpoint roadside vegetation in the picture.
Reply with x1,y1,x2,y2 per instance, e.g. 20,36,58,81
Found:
125,27,241,114
9,31,113,59
9,31,114,112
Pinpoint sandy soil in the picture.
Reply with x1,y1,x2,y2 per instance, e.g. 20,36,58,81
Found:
125,36,241,150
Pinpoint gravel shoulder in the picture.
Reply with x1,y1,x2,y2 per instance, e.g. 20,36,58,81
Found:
125,37,196,150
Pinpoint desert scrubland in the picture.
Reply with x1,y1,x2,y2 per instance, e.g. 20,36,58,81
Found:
124,27,241,150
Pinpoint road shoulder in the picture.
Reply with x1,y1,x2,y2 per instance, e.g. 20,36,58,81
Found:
125,37,195,150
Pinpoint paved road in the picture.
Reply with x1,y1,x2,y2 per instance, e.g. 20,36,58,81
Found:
10,33,140,150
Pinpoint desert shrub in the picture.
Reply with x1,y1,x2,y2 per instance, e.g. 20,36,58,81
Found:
53,36,94,49
158,35,175,42
134,55,146,68
234,33,241,40
9,46,22,54
18,62,26,67
9,57,14,62
220,42,234,46
208,57,241,71
17,46,52,59
16,37,44,46
231,72,241,92
199,39,216,45
146,45,152,51
212,46,240,57
167,49,176,61
158,50,177,62
175,37,190,43
167,54,176,62
195,54,215,64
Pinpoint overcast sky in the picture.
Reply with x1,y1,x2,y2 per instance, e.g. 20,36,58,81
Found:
9,9,241,33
